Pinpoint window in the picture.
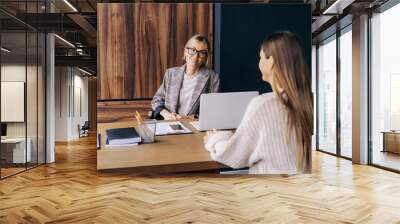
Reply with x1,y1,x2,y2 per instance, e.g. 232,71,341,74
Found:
370,2,400,171
317,36,337,155
339,28,352,158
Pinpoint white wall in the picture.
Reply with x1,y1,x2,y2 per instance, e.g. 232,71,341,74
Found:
1,64,26,81
55,67,70,141
74,74,89,136
55,67,89,141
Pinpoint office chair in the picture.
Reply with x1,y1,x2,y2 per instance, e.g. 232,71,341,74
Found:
79,121,90,138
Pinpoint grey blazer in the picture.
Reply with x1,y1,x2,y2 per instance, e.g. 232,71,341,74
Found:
151,64,220,118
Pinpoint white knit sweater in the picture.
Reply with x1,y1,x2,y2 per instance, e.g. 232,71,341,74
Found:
204,92,298,174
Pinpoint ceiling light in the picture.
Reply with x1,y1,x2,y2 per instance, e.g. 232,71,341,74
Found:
78,67,93,76
322,0,353,15
54,34,75,48
1,47,11,53
63,0,78,12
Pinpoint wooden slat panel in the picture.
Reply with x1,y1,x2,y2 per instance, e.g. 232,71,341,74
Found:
97,100,152,123
98,3,135,100
88,77,97,132
98,3,214,100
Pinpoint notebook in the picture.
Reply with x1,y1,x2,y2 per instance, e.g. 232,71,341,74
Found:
104,142,139,148
106,127,141,145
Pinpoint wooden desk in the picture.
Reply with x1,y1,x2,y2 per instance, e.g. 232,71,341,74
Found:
97,120,226,173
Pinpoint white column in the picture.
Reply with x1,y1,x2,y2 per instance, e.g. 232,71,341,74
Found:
352,14,369,164
46,32,55,163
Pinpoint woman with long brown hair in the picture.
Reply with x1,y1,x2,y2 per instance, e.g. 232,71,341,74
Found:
204,31,313,174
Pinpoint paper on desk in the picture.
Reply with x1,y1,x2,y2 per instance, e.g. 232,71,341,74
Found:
147,121,192,136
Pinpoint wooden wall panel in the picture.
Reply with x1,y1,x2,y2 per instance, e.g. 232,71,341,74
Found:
88,77,97,131
98,3,214,100
98,3,135,100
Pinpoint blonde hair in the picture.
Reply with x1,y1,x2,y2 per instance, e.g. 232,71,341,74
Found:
183,34,210,67
261,31,313,173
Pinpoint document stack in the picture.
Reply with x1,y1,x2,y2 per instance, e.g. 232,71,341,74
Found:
105,127,142,148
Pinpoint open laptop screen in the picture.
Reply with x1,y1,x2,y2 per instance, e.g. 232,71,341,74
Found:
192,91,259,131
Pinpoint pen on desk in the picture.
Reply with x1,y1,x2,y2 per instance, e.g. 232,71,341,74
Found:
135,110,155,142
97,133,101,149
135,111,144,124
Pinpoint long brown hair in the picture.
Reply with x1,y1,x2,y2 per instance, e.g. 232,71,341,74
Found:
261,31,313,173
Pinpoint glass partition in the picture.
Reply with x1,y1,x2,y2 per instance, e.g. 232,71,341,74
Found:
1,31,28,177
38,32,45,165
27,31,38,169
317,35,337,155
339,27,352,158
28,0,38,170
370,3,400,171
0,1,46,179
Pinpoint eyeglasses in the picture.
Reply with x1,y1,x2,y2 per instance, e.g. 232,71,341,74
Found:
186,47,208,58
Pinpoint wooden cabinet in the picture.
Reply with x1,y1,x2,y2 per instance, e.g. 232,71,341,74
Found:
0,138,32,165
382,132,400,154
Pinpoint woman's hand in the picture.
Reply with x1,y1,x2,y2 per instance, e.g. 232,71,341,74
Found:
160,109,182,120
178,114,195,120
203,128,217,143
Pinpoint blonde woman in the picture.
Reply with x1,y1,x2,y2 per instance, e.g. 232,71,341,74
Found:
151,34,220,120
204,31,313,174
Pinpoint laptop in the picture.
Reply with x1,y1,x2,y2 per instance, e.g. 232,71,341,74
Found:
190,91,259,131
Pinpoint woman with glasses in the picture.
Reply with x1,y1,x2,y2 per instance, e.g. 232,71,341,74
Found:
151,34,220,120
204,31,313,174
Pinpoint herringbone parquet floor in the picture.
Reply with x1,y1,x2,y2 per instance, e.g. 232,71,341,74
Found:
1,135,400,224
